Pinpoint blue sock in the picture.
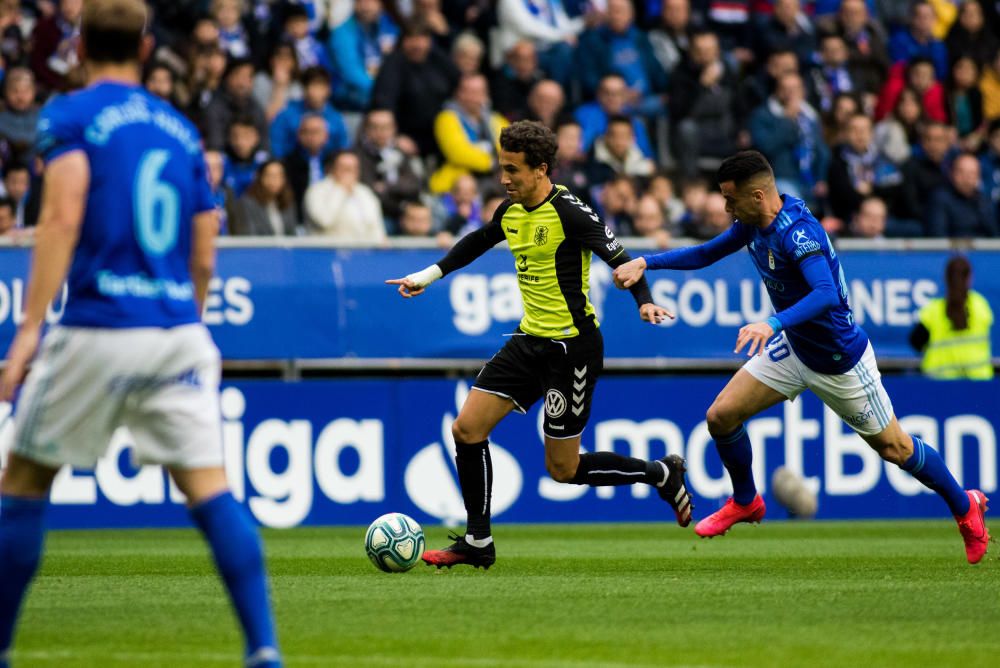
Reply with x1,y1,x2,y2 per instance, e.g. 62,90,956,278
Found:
0,496,48,654
190,493,280,666
715,425,757,506
901,437,970,516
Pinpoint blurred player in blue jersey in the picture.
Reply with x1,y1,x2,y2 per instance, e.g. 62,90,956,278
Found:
613,151,990,564
0,1,281,665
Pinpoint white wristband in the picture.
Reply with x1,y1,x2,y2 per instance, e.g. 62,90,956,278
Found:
406,264,443,288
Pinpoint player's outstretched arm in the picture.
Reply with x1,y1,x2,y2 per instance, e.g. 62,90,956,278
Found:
1,152,88,400
639,224,751,273
386,210,506,298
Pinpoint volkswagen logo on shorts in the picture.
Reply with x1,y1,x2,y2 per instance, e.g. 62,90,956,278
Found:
545,389,567,418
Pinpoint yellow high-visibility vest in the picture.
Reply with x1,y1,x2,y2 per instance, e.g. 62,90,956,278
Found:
918,291,994,380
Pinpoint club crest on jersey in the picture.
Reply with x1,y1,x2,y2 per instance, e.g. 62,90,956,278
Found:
533,226,548,246
768,249,775,269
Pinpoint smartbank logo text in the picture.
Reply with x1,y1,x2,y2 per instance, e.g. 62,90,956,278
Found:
0,382,995,529
449,270,939,335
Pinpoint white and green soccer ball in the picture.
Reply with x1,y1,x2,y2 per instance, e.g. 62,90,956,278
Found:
364,512,425,572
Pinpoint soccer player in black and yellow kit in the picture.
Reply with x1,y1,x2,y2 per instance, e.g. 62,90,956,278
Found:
387,122,692,569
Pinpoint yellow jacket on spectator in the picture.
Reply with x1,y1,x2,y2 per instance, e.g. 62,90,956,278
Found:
928,0,957,40
430,105,509,194
981,64,1000,121
918,291,994,380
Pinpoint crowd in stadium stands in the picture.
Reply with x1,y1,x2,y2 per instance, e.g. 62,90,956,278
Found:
0,0,998,244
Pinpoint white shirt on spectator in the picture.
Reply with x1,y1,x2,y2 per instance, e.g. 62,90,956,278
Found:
304,177,386,242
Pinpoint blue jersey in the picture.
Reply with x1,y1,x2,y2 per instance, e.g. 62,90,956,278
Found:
735,196,868,374
35,82,214,329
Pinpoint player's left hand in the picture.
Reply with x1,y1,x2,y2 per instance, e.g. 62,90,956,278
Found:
1,324,41,401
640,303,674,325
734,321,775,357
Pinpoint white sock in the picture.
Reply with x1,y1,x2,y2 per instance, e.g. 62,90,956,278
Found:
465,534,494,548
655,460,670,488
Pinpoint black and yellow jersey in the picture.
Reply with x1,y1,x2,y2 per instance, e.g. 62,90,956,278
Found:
437,184,654,339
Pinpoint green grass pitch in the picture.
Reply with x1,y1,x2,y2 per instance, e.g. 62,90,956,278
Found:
11,521,999,667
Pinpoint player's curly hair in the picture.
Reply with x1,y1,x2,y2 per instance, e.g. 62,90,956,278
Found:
716,150,774,187
500,121,557,174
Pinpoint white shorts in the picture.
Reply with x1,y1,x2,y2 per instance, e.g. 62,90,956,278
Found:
9,324,223,470
743,333,894,437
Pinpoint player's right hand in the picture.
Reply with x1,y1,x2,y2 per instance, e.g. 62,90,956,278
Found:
385,277,426,298
613,257,647,289
1,324,41,402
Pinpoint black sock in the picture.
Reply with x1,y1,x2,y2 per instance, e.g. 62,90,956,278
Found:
569,452,665,486
455,440,492,539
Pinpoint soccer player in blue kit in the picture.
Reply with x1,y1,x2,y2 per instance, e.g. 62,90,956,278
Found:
0,1,281,665
613,151,990,564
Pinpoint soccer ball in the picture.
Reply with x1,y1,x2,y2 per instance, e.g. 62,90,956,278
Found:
364,512,425,572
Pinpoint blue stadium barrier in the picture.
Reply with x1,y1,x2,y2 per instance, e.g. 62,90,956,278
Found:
1,376,995,529
1,241,998,363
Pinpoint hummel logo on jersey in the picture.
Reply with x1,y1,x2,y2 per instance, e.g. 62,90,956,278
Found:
505,227,518,234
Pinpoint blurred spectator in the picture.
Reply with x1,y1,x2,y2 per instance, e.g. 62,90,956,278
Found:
754,0,816,69
0,0,27,69
703,0,752,60
495,0,583,88
981,49,1000,122
305,150,387,241
451,30,485,75
329,0,400,110
2,161,37,228
876,57,947,123
397,200,435,237
821,91,861,147
649,0,695,75
491,40,543,121
677,176,709,234
282,4,330,71
576,74,654,156
436,192,505,247
646,171,686,231
184,43,228,120
981,119,1000,214
910,255,994,380
888,1,948,80
849,195,887,238
828,112,905,221
927,153,998,236
586,114,655,183
232,160,298,235
0,196,15,237
224,116,268,197
526,79,566,130
29,0,82,93
749,72,829,209
357,108,425,225
823,0,889,95
434,172,481,235
203,149,235,235
143,63,179,107
549,118,594,203
599,174,637,233
630,194,671,247
203,57,269,151
253,42,303,123
946,0,999,69
873,87,923,164
947,56,985,150
213,0,252,60
577,0,668,110
270,66,348,158
0,68,38,162
808,33,859,114
284,113,332,223
901,120,956,220
737,49,799,127
430,73,508,193
372,21,460,157
691,191,732,239
669,30,738,179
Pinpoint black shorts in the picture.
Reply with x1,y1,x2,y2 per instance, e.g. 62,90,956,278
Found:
473,328,604,439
